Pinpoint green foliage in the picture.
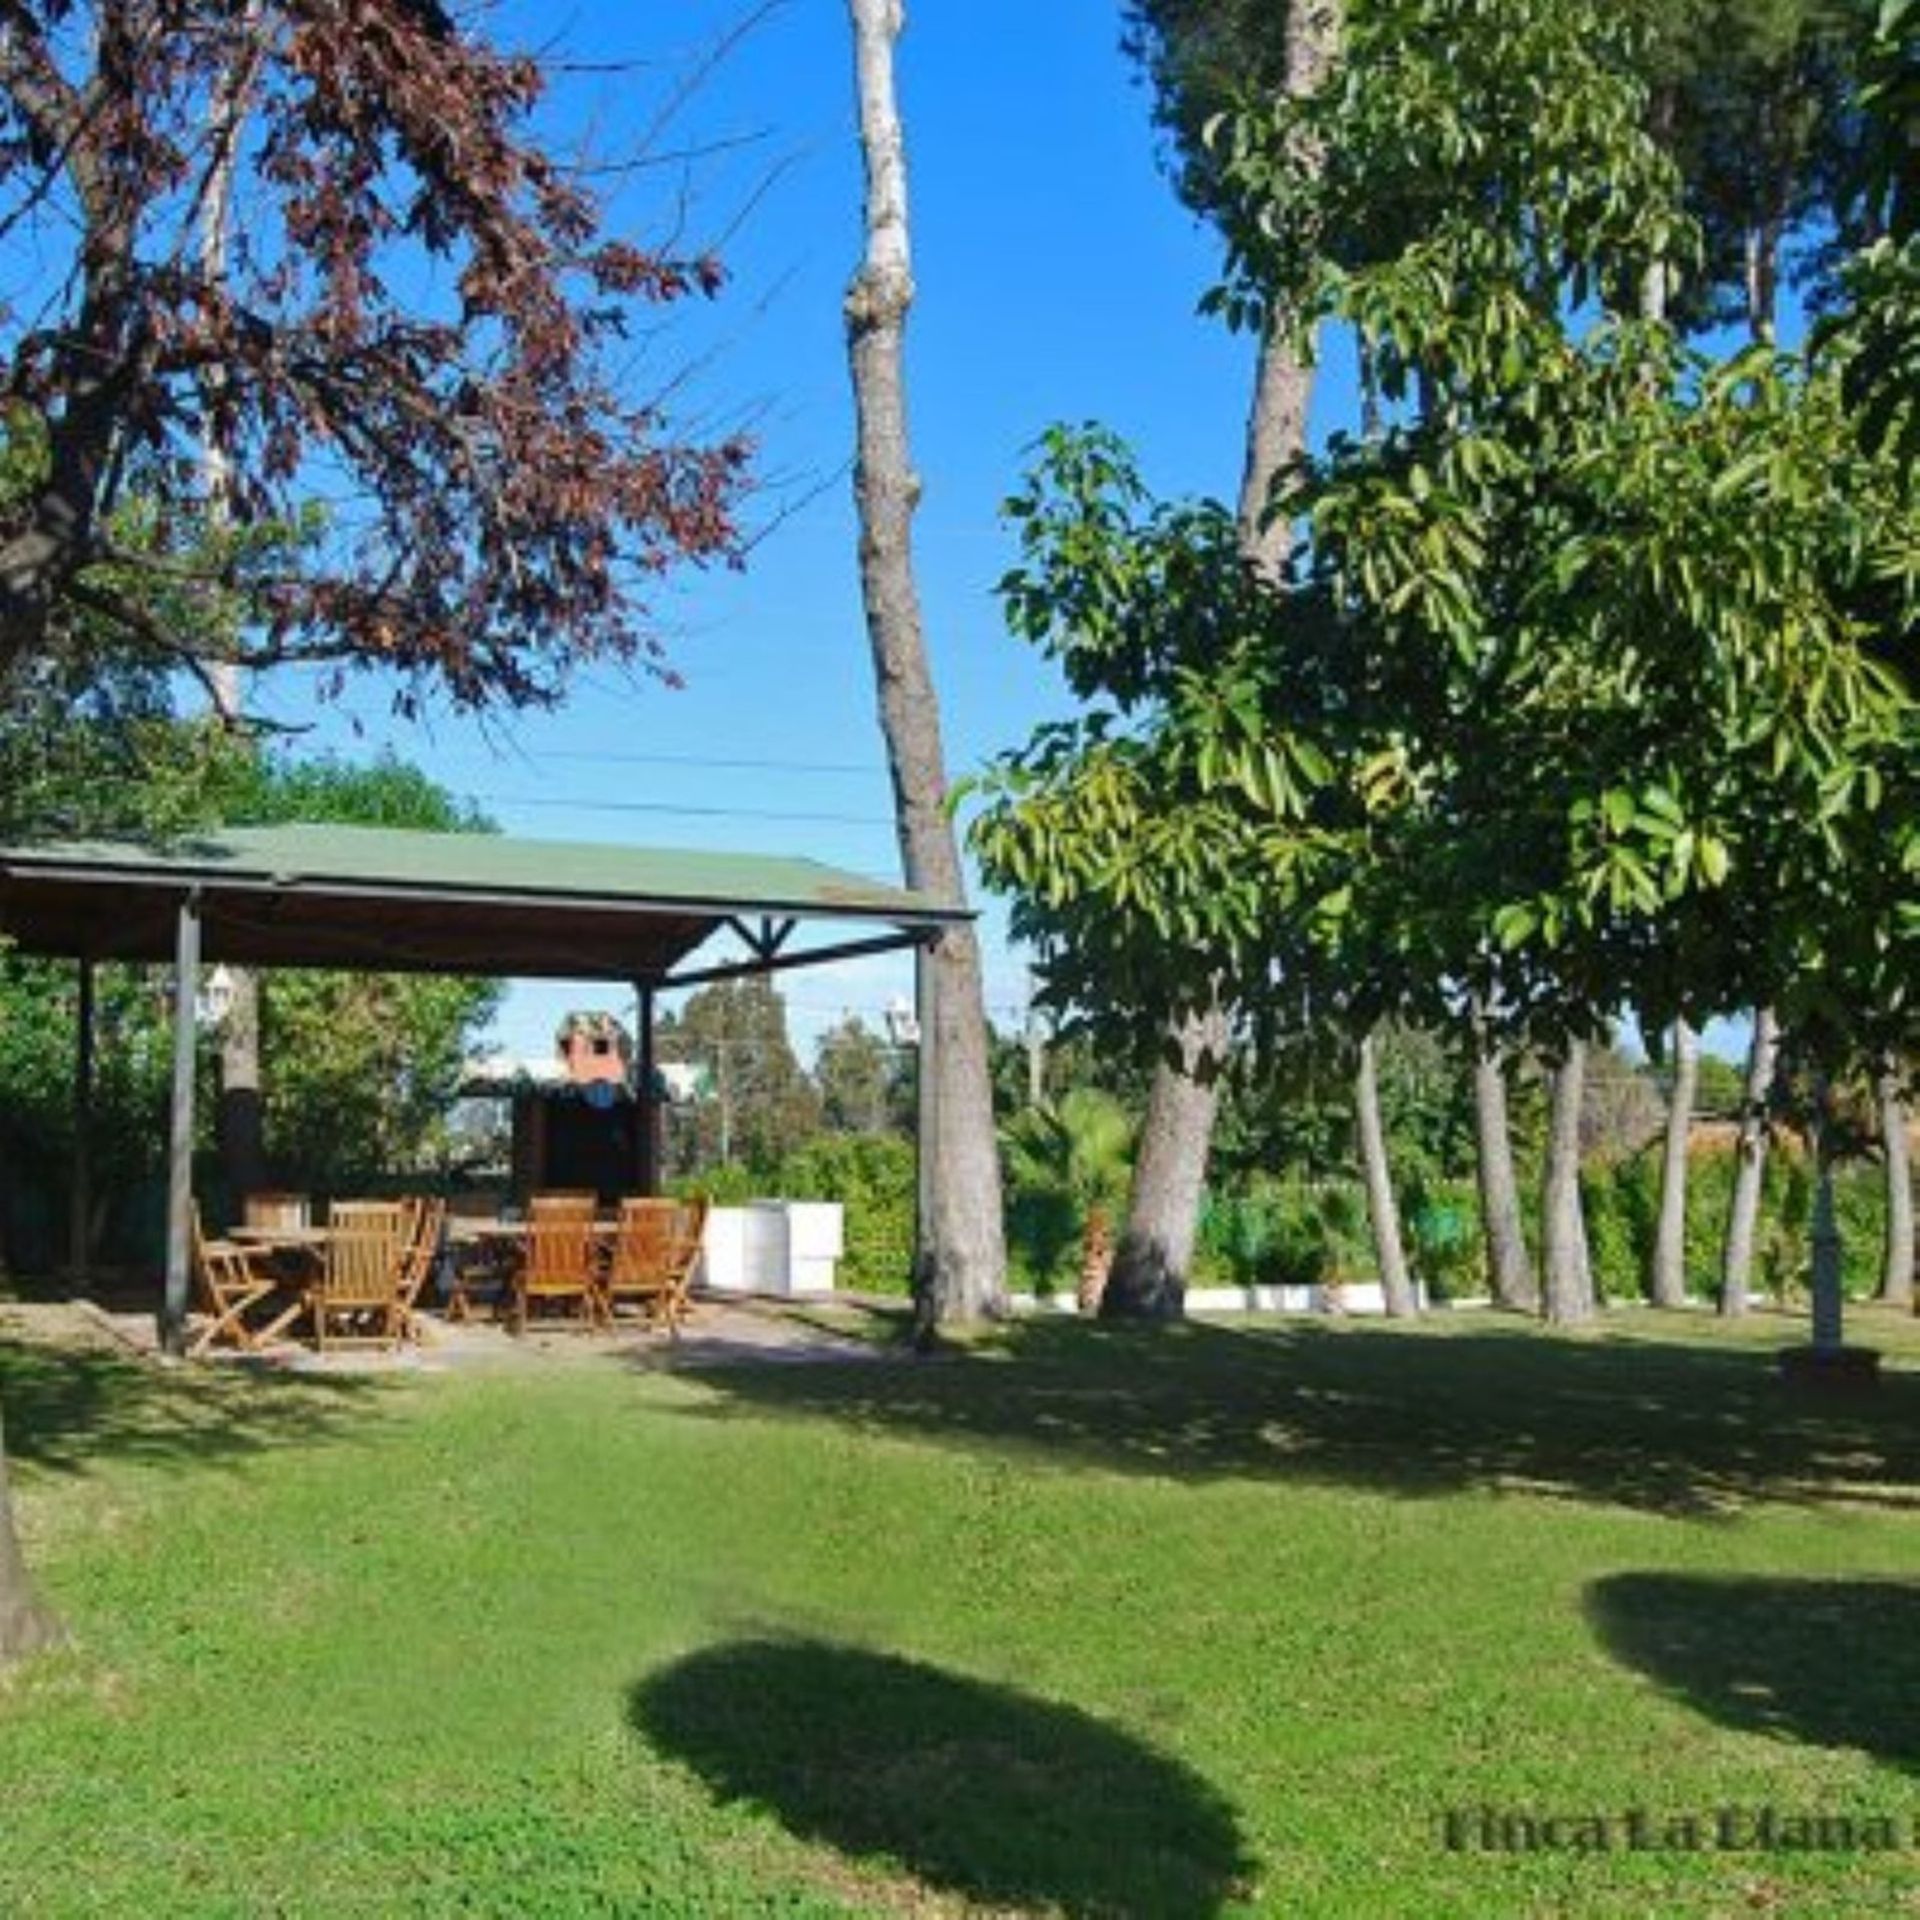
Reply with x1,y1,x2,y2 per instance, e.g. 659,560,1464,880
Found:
1576,1143,1882,1301
666,1137,917,1293
1827,0,1920,455
772,1134,916,1295
1693,1049,1750,1114
225,753,500,1197
1000,1089,1137,1296
0,742,500,1259
814,1017,911,1135
1402,1173,1482,1302
1194,1176,1374,1290
657,978,823,1178
0,956,173,1268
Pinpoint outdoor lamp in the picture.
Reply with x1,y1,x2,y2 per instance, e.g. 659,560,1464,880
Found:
197,963,237,1029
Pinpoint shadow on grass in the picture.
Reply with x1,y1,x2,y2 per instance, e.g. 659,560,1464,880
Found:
1587,1573,1920,1771
673,1314,1920,1518
0,1335,386,1479
631,1638,1253,1918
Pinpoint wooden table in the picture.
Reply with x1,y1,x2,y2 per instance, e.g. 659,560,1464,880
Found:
231,1222,331,1250
445,1217,616,1244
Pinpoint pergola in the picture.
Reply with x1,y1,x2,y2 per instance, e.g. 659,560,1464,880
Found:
0,822,968,1349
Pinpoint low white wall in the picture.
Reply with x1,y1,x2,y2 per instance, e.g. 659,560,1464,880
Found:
1008,1280,1430,1317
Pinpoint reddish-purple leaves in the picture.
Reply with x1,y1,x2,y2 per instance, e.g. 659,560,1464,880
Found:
0,0,749,708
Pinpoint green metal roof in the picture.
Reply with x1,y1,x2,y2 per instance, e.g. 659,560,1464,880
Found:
0,823,965,983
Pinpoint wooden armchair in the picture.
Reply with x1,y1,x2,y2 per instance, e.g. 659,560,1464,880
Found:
308,1200,410,1351
510,1192,601,1334
189,1204,301,1358
602,1196,708,1338
395,1196,448,1341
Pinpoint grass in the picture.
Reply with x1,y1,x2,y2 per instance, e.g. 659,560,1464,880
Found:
1,1305,1919,1917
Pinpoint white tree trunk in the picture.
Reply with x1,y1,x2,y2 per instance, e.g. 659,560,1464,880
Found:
1355,1030,1417,1315
1471,1018,1535,1309
1541,1042,1594,1324
1877,1059,1914,1307
845,0,1005,1328
1649,1018,1697,1307
1721,1007,1779,1315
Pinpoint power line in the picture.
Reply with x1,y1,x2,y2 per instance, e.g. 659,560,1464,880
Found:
528,747,880,776
473,793,895,828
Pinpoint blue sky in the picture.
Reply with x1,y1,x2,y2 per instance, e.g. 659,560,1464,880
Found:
253,0,1360,1065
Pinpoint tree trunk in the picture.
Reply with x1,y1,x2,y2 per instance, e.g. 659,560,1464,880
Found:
1649,1018,1697,1308
1720,1007,1779,1315
1077,1204,1113,1317
1807,1074,1845,1354
1541,1041,1594,1324
0,1402,64,1664
1471,1017,1535,1310
202,19,267,1213
1105,1002,1228,1319
1355,1030,1417,1316
217,967,268,1206
1877,1058,1914,1308
1109,5,1342,1318
845,0,1005,1330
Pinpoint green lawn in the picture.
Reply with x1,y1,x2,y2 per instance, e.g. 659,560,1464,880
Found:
2,1306,1918,1917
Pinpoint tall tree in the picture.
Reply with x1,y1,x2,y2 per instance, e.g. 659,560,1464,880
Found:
657,978,822,1176
1109,0,1343,1320
1877,1057,1915,1305
0,0,746,700
1721,1005,1781,1312
843,0,1006,1331
0,3,752,1666
815,1016,909,1136
1649,1018,1700,1306
1471,1008,1537,1309
1354,1028,1417,1314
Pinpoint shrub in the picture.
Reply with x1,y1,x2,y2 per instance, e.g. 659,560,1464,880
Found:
772,1133,916,1295
1577,1143,1884,1303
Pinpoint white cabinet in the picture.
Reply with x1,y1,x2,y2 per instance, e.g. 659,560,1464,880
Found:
699,1200,844,1296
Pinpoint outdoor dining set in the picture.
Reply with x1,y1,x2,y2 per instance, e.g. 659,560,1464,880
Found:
190,1190,710,1358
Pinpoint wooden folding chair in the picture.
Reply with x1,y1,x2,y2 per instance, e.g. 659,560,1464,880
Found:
510,1192,600,1334
601,1196,708,1338
395,1196,447,1341
189,1204,301,1358
307,1200,410,1351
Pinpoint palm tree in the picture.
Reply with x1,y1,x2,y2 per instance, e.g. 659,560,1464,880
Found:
1002,1090,1138,1314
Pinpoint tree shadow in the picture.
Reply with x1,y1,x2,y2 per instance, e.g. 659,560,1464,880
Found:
0,1330,387,1479
630,1638,1253,1918
1586,1573,1920,1772
669,1315,1920,1519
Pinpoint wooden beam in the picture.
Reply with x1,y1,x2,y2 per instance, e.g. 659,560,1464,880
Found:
662,928,925,993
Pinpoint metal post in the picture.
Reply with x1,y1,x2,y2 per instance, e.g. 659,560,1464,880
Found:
634,982,658,1196
161,894,201,1353
67,957,94,1281
914,935,938,1306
